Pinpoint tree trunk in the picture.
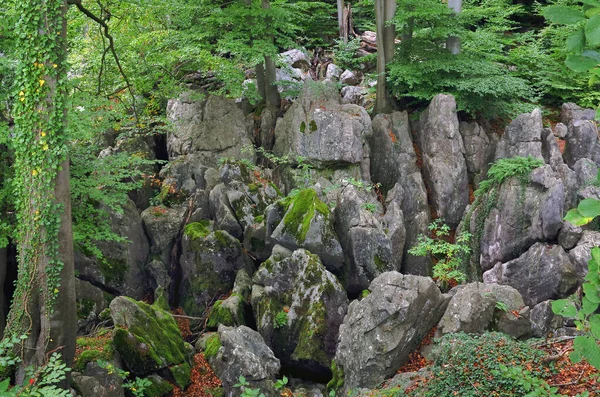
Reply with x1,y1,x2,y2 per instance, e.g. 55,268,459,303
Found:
446,0,462,55
337,0,345,42
374,0,396,114
3,0,75,381
0,247,6,337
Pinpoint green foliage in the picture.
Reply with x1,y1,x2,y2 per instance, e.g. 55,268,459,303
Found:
416,333,550,397
274,310,289,329
233,375,288,397
97,360,152,397
332,37,365,71
552,246,600,369
565,197,600,225
408,220,470,291
493,365,562,397
204,334,222,360
0,351,71,397
475,156,544,198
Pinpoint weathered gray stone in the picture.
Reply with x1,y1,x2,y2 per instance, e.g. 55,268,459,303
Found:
340,69,361,85
75,199,149,299
561,102,597,127
179,229,244,316
542,128,564,171
563,120,600,168
210,325,281,397
75,279,109,335
459,121,496,186
558,222,584,250
209,183,243,239
141,205,187,261
334,272,448,390
166,92,254,165
325,63,342,81
280,49,311,70
531,300,563,338
494,108,543,160
574,158,598,187
334,184,398,294
470,164,565,271
369,112,431,276
437,282,530,339
419,94,469,227
340,86,368,107
251,248,348,378
72,368,124,397
555,122,568,139
267,188,344,271
273,83,371,168
159,152,209,195
569,231,600,280
483,243,577,307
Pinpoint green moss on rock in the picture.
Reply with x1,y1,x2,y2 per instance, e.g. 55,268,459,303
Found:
206,300,234,329
184,220,212,239
170,363,192,388
281,189,329,243
204,334,222,360
144,375,174,397
327,359,345,392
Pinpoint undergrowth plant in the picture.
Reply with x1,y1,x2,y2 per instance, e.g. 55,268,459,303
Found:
408,219,470,291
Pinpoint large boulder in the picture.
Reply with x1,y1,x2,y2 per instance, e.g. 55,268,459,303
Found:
110,297,189,377
166,92,254,165
494,108,543,160
209,325,281,397
179,225,244,316
251,247,348,379
418,94,469,226
273,83,372,168
369,112,431,275
459,121,497,186
563,120,600,168
568,231,600,280
209,183,244,239
334,272,448,391
141,205,187,263
436,282,531,339
266,188,343,271
334,184,400,294
467,165,565,271
75,199,149,299
483,243,578,307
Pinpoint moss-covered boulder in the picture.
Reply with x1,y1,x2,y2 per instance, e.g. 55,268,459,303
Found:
251,246,348,380
179,228,244,316
110,297,189,377
206,293,248,329
266,188,343,271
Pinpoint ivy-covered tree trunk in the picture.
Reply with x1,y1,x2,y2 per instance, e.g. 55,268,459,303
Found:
0,247,6,336
446,0,462,54
256,0,280,110
3,0,76,380
374,0,396,114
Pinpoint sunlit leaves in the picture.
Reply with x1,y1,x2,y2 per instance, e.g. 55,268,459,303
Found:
542,6,586,25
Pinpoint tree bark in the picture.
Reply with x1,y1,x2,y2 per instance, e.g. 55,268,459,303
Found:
0,247,6,337
374,0,396,114
337,0,345,42
446,0,462,55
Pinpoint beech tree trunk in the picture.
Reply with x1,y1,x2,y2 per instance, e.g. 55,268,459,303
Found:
374,0,396,114
446,0,462,55
253,0,280,109
0,247,6,337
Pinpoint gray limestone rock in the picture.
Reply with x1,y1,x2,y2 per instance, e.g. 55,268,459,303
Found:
273,83,371,168
369,112,431,275
280,49,311,70
419,94,469,227
210,325,281,397
179,229,244,316
75,199,149,299
325,63,342,81
561,102,597,127
141,205,187,261
159,152,209,195
251,248,348,378
340,86,368,107
209,183,243,239
459,121,496,186
340,69,361,85
166,92,254,165
568,231,600,280
531,300,563,338
555,123,568,139
558,222,584,250
334,184,398,294
482,243,578,307
563,120,600,168
334,272,448,390
436,282,530,339
494,108,543,160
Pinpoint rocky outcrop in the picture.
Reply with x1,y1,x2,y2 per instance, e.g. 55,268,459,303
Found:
209,325,281,397
495,108,543,160
110,297,189,378
266,188,343,271
563,120,600,168
251,247,348,379
334,272,448,390
568,231,600,280
436,283,530,339
459,121,497,186
179,225,244,316
419,94,469,226
166,92,254,165
273,83,371,168
530,300,564,338
334,184,401,294
369,112,431,275
75,199,149,299
483,243,578,307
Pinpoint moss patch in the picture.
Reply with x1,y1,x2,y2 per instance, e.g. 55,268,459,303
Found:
206,300,234,329
204,334,222,360
374,254,386,272
281,189,330,243
170,363,192,388
144,376,174,397
99,257,128,284
326,359,345,392
184,220,212,239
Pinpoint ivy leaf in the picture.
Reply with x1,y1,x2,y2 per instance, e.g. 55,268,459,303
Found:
590,314,600,338
586,14,600,46
583,282,600,303
543,6,586,24
567,29,586,53
578,198,600,217
582,295,599,315
552,299,578,317
564,208,594,226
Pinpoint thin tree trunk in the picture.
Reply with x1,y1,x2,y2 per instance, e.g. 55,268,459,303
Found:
337,0,345,42
0,247,6,337
446,0,462,55
374,0,396,114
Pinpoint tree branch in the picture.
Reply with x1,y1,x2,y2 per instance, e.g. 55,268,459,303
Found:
67,0,139,123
